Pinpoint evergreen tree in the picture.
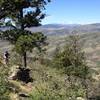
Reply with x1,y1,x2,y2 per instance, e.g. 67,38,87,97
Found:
53,35,90,99
0,0,50,67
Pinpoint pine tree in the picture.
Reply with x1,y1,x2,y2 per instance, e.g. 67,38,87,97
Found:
0,0,50,67
53,35,90,99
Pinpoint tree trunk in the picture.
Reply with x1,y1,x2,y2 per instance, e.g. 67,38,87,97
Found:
23,52,27,68
20,8,27,68
84,80,89,100
82,79,89,100
20,8,24,30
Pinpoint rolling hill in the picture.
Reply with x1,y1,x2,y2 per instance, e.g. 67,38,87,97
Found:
1,23,100,36
26,23,100,35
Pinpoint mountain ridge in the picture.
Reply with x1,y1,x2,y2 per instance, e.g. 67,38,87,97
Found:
1,23,100,35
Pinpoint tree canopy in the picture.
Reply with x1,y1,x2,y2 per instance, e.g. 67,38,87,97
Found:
14,31,47,55
53,35,89,78
0,0,50,28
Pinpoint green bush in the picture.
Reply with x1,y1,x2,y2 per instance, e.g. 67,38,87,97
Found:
0,74,10,100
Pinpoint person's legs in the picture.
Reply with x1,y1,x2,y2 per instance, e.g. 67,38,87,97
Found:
5,58,9,65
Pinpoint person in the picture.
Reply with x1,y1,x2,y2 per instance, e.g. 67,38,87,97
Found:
3,51,10,64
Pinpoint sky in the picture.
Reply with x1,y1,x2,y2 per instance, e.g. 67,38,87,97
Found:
42,0,100,25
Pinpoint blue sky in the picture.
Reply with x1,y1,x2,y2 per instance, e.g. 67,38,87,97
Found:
42,0,100,24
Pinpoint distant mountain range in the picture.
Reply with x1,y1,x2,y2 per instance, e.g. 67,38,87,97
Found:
27,23,100,35
1,23,100,35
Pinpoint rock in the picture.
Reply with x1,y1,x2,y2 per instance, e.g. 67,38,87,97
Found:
8,65,20,80
19,93,29,98
77,97,85,100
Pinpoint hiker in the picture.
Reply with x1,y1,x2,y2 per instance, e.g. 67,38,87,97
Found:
3,51,10,64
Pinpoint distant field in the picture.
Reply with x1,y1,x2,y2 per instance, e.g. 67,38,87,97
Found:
0,40,12,53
